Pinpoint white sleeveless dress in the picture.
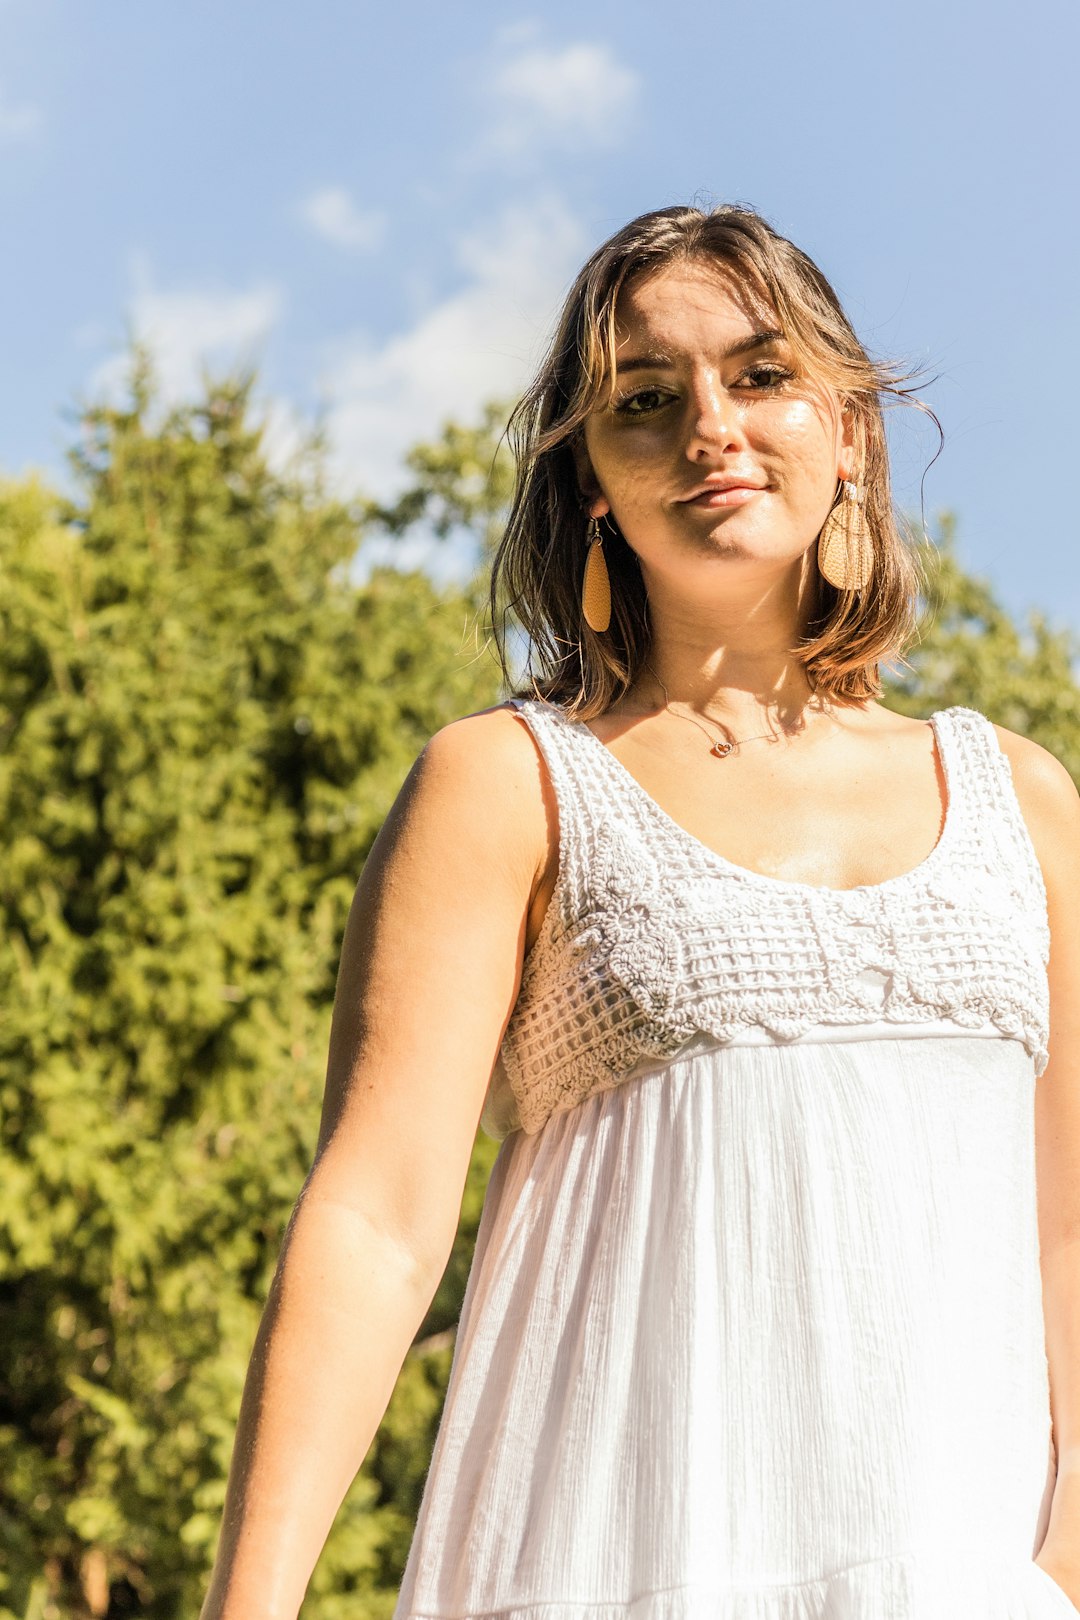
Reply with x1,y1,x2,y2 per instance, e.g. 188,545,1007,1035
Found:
391,697,1075,1619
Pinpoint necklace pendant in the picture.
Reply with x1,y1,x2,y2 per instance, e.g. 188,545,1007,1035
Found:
711,739,736,758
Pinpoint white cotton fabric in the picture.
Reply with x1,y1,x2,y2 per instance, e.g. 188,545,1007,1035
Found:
390,701,1070,1620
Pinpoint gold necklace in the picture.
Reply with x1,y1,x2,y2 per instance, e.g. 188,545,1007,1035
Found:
642,663,815,759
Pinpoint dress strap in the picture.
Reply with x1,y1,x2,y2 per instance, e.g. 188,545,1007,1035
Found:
503,697,600,965
942,706,1049,942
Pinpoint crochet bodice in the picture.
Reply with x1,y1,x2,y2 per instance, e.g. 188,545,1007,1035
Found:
480,697,1051,1139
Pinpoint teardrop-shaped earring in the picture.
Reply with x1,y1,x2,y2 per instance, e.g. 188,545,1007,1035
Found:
581,514,612,632
817,480,874,592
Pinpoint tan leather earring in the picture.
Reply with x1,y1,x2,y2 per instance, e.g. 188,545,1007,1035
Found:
581,515,612,632
817,480,873,591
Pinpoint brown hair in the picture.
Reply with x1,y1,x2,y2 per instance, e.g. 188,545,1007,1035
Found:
486,201,940,720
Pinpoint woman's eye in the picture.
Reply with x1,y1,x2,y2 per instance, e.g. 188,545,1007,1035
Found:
611,366,793,416
613,387,670,416
738,365,793,390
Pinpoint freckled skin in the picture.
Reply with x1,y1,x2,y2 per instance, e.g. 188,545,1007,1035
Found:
577,259,855,617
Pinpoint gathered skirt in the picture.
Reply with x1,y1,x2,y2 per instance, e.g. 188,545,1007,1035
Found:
391,1030,1074,1618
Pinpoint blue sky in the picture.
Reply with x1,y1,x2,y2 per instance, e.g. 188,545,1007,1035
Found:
1,0,1077,637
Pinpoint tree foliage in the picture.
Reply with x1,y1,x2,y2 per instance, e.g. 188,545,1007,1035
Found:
0,347,504,1620
358,395,518,565
887,512,1080,778
1,350,1077,1619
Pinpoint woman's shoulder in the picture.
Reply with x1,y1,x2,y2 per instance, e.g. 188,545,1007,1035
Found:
420,699,563,822
422,699,558,861
986,719,1073,784
357,705,556,963
984,721,1080,891
431,698,557,756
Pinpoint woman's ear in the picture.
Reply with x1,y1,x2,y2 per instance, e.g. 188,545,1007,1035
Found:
837,399,859,483
570,432,610,519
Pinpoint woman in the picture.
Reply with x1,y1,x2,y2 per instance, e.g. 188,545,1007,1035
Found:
199,205,1080,1620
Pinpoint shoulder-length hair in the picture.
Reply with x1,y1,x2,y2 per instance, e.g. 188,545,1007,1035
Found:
486,202,940,720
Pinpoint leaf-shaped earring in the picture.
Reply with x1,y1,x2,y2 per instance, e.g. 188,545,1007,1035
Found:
817,480,873,592
582,515,612,632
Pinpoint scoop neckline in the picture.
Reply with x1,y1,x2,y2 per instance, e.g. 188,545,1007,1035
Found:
542,698,959,899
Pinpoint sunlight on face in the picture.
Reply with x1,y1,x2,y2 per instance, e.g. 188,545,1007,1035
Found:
580,259,854,588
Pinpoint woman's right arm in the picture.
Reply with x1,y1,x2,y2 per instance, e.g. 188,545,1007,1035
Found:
198,705,551,1620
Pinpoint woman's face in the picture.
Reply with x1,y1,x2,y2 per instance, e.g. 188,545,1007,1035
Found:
577,258,855,594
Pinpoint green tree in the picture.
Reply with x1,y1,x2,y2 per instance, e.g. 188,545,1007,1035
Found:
359,395,518,570
886,512,1080,776
0,346,504,1620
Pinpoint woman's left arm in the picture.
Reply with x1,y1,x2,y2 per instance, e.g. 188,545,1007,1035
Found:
999,725,1080,1593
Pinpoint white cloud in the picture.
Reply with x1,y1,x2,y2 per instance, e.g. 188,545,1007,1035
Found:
74,191,591,590
86,251,286,418
297,185,387,253
313,192,587,508
465,32,639,168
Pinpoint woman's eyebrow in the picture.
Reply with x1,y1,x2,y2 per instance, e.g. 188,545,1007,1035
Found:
614,329,784,375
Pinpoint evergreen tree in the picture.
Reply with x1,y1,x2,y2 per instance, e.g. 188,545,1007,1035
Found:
886,512,1080,777
0,347,503,1620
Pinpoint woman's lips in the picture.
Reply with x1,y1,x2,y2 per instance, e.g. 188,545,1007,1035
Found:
683,485,766,508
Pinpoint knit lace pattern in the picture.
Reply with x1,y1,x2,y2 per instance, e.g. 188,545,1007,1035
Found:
489,698,1051,1137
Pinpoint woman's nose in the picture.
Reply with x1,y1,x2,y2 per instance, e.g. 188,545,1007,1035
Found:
686,380,742,457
